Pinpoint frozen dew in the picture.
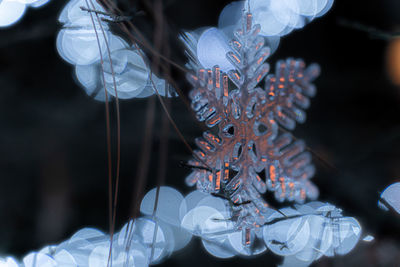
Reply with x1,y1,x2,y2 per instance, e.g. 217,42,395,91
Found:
0,0,26,28
379,182,400,214
197,27,235,72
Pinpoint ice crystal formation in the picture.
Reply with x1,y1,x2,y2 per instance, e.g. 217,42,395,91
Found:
0,0,367,266
185,12,319,244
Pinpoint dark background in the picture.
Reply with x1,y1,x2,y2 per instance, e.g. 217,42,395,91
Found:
0,0,400,266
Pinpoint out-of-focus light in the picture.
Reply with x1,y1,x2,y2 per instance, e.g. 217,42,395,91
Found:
379,182,400,214
363,235,375,242
0,257,19,267
56,18,110,66
23,252,57,267
29,0,50,8
386,38,400,86
140,186,184,227
0,0,26,27
197,27,235,72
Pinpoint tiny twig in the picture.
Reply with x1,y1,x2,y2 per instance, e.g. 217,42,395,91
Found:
337,18,400,40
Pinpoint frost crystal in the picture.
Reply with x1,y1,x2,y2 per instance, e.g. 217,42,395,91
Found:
185,12,320,242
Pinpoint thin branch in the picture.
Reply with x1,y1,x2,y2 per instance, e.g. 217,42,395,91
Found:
85,1,115,265
337,18,400,40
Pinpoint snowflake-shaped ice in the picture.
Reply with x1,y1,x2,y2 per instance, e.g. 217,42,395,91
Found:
185,12,320,239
